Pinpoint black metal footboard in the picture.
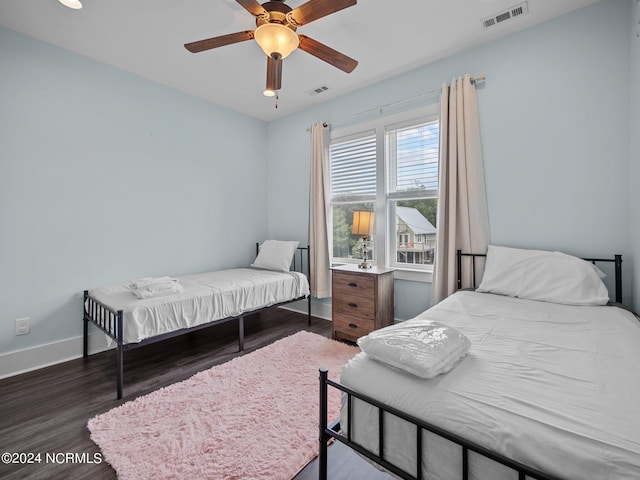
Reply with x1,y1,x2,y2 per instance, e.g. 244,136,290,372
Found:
318,368,561,480
83,291,124,398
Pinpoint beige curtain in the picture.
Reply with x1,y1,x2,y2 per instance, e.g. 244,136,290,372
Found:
309,122,331,298
432,75,489,303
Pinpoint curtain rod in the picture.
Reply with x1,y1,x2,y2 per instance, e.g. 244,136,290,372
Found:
311,74,486,130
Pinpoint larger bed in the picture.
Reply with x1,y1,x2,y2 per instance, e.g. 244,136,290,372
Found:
319,246,640,480
84,241,310,399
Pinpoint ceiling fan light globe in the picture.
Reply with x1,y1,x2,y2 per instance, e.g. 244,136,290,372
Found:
254,23,299,59
263,89,276,97
58,0,82,9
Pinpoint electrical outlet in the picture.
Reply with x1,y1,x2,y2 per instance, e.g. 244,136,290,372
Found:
14,317,30,336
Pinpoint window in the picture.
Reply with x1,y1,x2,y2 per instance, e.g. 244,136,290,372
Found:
328,106,439,273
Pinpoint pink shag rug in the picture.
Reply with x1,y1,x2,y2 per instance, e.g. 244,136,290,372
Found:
88,331,359,480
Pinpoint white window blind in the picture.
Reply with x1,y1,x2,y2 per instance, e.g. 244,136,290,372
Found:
388,120,439,195
330,131,376,200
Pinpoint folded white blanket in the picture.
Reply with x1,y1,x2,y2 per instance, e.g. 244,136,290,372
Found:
129,276,176,289
130,280,183,299
357,319,471,379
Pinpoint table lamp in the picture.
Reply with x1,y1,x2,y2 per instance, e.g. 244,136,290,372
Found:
352,211,374,269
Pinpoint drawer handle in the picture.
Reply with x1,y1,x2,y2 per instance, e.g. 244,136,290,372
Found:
348,302,358,308
348,323,358,329
348,282,358,287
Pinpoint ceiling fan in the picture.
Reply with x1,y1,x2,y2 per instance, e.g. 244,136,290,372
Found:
184,0,358,97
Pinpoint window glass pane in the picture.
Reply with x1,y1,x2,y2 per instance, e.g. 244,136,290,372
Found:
388,121,439,194
332,203,375,260
394,198,437,266
330,133,377,199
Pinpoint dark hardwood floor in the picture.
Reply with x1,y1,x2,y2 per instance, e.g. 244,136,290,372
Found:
0,309,392,480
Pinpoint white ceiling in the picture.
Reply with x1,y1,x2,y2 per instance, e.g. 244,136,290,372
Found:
0,0,599,121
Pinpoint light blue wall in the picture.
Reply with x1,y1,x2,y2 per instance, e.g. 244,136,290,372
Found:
1,0,635,358
266,0,633,317
0,27,268,354
630,0,640,313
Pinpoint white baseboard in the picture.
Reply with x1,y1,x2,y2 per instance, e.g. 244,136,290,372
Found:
0,299,331,381
0,332,113,380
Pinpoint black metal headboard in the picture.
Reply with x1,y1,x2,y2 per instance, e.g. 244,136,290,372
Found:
456,250,623,304
255,242,310,278
255,242,312,321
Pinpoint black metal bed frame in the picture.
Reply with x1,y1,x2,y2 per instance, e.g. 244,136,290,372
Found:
456,250,623,303
319,252,624,480
319,370,560,480
83,244,311,400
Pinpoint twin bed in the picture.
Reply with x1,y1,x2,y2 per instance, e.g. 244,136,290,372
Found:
83,241,310,399
319,246,640,480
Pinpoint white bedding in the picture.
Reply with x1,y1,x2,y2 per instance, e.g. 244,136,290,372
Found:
89,268,309,344
340,291,640,480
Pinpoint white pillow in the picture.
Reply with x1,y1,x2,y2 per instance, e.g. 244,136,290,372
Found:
357,319,471,379
476,245,609,306
251,240,299,272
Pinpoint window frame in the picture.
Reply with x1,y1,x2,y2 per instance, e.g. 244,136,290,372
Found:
328,104,439,279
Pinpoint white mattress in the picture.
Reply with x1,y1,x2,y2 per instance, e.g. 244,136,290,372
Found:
89,268,309,344
340,291,640,480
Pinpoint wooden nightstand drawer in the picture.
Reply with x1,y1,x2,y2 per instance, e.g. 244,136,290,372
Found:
333,294,375,319
333,314,375,342
331,264,395,343
332,272,375,298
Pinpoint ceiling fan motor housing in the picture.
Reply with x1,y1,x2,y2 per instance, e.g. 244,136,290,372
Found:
257,1,298,30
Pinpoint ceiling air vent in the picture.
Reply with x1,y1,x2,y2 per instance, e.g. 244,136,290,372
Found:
308,85,330,96
481,1,529,30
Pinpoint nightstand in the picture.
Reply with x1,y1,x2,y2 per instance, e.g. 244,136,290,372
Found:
331,264,395,343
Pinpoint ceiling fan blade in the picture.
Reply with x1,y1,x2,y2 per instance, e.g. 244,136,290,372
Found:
298,35,357,73
184,31,254,53
266,54,283,91
235,0,268,17
289,0,356,26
